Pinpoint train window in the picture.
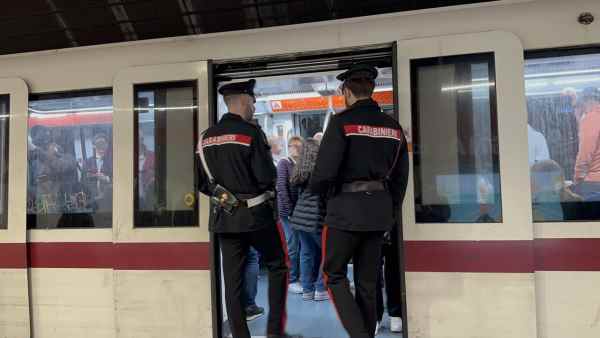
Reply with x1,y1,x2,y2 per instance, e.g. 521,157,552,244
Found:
411,53,502,223
27,90,113,228
525,49,600,222
134,81,198,227
0,95,8,229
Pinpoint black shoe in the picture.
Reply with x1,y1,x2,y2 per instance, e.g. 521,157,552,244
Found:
245,304,265,321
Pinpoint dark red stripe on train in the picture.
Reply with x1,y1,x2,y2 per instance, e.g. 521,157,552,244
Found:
404,240,534,273
0,243,27,268
3,242,210,270
1,239,599,271
114,243,210,270
29,242,114,269
534,238,600,271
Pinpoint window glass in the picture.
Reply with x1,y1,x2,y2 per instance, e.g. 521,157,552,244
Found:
526,50,600,221
0,95,8,229
134,82,198,227
27,90,113,228
411,53,501,223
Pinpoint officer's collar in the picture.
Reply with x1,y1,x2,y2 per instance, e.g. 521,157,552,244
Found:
347,98,379,111
222,112,245,122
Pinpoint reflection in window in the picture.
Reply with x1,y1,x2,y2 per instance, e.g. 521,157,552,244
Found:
27,90,113,228
0,95,8,229
134,82,198,227
526,50,600,221
411,53,501,223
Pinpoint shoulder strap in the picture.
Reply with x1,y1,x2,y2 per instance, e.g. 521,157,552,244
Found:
198,132,215,184
384,131,405,181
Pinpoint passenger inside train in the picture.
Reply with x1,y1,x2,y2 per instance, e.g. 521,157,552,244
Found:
26,90,113,228
526,51,600,221
24,83,199,229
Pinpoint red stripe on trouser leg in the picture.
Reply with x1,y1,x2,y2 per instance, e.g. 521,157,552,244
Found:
276,220,291,268
321,226,328,286
321,226,342,323
275,221,289,332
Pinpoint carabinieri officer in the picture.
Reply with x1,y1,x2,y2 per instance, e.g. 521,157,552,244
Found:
197,79,298,338
309,64,409,338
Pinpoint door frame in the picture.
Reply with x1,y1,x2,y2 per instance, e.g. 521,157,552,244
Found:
208,43,409,338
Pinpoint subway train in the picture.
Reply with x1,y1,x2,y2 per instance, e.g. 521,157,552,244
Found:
1,0,600,338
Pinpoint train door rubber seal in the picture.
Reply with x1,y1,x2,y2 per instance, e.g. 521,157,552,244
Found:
392,41,410,338
207,59,226,338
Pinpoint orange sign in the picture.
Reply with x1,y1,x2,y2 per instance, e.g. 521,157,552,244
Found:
270,91,394,113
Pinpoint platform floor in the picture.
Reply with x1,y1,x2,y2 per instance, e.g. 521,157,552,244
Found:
223,270,403,338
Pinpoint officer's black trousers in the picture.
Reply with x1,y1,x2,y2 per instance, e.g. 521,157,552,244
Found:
323,226,384,338
219,223,289,338
376,226,404,321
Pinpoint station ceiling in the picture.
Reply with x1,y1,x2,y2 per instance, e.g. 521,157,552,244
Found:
1,0,497,56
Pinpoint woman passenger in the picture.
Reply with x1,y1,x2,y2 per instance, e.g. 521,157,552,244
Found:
289,138,328,301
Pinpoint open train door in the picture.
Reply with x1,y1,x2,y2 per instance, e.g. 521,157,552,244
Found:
396,31,538,338
210,46,402,338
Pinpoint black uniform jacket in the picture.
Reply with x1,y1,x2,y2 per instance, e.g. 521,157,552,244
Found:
309,99,409,232
198,113,277,233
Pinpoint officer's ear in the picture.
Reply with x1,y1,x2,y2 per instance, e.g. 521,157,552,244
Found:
342,86,354,100
335,83,344,96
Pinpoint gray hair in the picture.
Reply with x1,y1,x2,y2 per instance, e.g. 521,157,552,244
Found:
290,138,320,185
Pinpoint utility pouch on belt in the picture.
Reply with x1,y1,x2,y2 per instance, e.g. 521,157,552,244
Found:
210,184,240,215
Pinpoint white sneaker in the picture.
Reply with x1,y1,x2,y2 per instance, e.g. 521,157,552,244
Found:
314,290,329,301
302,291,315,301
390,317,403,332
288,282,303,294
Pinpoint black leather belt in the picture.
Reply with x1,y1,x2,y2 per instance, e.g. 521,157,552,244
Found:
237,191,274,208
341,181,386,193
